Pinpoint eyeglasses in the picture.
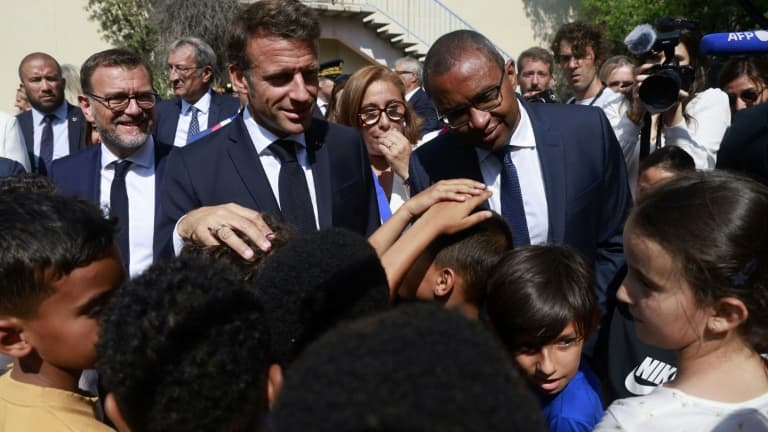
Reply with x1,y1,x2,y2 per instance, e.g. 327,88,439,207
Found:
437,75,505,129
728,89,760,107
87,92,159,111
395,70,415,76
359,101,407,126
167,64,205,75
609,80,634,91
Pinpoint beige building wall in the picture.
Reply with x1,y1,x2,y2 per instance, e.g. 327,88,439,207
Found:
0,0,112,114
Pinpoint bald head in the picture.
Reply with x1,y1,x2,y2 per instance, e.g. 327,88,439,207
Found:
18,52,65,114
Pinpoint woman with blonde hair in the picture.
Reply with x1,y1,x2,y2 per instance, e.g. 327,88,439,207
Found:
336,65,422,216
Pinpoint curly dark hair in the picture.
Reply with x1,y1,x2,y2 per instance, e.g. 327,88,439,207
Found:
271,304,547,432
551,21,612,65
253,227,389,368
0,173,57,196
97,255,270,432
0,192,116,317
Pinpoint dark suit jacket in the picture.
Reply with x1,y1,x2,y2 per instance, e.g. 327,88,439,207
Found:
409,88,442,134
49,141,175,260
717,103,768,186
161,115,380,244
0,157,25,177
409,98,631,311
16,103,86,174
154,91,241,146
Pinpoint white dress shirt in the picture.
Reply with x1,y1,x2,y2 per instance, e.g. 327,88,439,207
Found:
100,138,157,277
173,90,212,147
32,103,70,162
475,105,549,244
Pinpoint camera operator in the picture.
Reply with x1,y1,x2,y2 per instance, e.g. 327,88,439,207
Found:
515,47,558,103
604,18,730,193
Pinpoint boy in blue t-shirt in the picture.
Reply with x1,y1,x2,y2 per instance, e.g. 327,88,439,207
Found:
487,245,604,432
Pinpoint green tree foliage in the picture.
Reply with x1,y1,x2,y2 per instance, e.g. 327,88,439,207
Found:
85,0,156,57
582,0,768,54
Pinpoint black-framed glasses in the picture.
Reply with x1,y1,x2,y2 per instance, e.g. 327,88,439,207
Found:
87,92,159,111
728,89,760,107
437,75,505,129
167,64,205,75
609,80,634,91
359,101,406,126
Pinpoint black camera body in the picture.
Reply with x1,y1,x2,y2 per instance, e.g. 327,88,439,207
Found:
526,88,558,104
639,30,696,113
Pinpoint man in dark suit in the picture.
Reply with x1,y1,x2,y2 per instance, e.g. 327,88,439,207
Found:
0,157,25,177
154,37,240,147
717,103,768,186
50,49,173,277
408,30,630,315
16,53,85,174
394,56,442,135
161,0,379,259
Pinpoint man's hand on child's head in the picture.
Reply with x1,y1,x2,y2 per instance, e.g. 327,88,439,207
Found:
418,190,493,235
403,179,487,219
178,203,276,260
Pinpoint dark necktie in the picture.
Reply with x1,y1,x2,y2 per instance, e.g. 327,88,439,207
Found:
40,114,55,174
111,160,132,270
187,106,200,144
496,147,530,247
269,140,316,233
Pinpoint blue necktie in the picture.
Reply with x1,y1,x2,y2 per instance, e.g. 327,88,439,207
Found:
496,147,530,246
39,114,55,174
269,140,316,233
187,106,200,144
111,160,132,270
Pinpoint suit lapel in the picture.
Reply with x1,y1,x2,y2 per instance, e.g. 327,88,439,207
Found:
525,101,566,243
153,143,172,258
226,116,281,215
306,119,332,228
67,104,84,155
208,92,220,128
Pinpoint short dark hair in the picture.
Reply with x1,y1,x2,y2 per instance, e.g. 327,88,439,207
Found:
18,52,61,81
80,48,153,95
629,170,768,352
254,227,389,368
181,213,293,281
639,145,695,176
427,212,512,306
423,30,504,96
0,174,57,196
0,192,116,317
487,245,600,351
551,21,612,65
226,0,320,71
517,47,555,75
270,304,547,432
97,255,270,432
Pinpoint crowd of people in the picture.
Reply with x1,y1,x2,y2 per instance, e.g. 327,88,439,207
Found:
2,0,768,431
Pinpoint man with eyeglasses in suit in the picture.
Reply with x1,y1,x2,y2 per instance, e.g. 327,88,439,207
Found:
408,29,631,333
154,37,240,147
50,49,174,278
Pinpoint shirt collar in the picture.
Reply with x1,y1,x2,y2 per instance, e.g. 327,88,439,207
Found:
100,135,156,170
405,87,419,101
476,103,535,162
242,108,307,154
32,102,67,125
181,89,212,115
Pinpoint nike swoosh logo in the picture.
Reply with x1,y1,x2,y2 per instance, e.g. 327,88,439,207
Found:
624,367,658,395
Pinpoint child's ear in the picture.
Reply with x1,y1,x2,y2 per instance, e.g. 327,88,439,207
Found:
433,268,455,299
0,317,32,358
707,297,749,334
267,363,283,410
104,392,133,432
